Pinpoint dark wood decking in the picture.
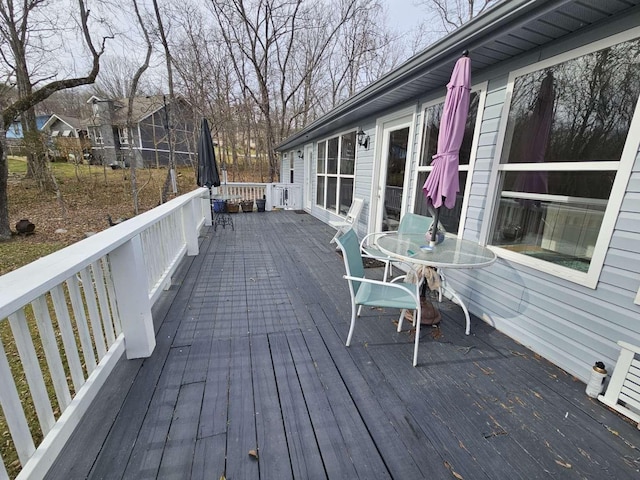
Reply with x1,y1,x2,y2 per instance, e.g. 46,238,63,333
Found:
47,211,639,480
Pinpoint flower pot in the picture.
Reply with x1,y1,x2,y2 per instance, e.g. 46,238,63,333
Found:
226,202,239,213
213,199,226,213
240,200,254,212
256,198,266,212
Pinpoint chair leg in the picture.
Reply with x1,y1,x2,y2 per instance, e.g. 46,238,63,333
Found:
413,303,421,367
346,303,358,346
397,309,406,332
357,305,363,316
383,261,390,282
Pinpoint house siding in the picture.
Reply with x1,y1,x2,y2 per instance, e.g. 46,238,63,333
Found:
445,20,640,382
279,5,640,383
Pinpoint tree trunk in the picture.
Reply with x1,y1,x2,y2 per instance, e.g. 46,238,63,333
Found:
0,130,11,240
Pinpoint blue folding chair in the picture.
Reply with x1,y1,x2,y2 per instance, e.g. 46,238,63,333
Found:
335,228,423,366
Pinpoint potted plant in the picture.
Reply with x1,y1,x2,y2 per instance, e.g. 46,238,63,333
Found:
240,200,254,212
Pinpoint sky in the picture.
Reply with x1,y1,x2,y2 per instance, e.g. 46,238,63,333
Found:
384,0,425,32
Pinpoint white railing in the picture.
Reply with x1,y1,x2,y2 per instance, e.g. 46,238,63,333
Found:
214,182,266,202
0,187,211,480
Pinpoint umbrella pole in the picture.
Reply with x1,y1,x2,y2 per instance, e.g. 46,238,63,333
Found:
430,207,440,247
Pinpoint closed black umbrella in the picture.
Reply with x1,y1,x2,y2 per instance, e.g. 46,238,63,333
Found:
197,118,221,189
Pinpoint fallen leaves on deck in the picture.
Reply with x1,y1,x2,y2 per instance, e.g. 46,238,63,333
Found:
555,459,572,468
248,449,259,459
444,460,464,479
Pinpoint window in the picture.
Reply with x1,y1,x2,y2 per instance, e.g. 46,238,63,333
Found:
490,36,640,282
51,130,59,137
413,91,481,233
118,127,129,145
62,130,72,137
92,127,103,145
316,131,356,215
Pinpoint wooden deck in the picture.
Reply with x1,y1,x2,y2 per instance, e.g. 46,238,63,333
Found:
46,211,640,480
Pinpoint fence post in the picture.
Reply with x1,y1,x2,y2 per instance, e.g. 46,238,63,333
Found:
109,236,156,359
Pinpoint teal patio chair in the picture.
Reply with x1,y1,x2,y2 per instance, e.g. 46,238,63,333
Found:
335,228,423,367
360,213,433,281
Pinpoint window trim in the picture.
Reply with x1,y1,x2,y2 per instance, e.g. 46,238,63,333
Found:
483,26,640,289
315,129,357,216
414,81,487,236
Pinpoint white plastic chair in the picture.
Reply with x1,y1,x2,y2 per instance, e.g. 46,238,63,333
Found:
335,228,423,367
330,198,364,242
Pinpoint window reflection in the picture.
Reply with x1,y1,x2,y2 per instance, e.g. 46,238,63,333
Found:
493,38,640,272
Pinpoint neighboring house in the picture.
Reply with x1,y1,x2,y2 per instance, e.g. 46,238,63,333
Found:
85,95,195,168
6,114,50,154
42,114,91,162
276,0,640,384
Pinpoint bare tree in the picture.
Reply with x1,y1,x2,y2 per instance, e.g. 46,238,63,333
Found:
415,0,499,42
152,0,178,200
0,0,109,240
124,0,154,215
93,55,155,99
208,0,365,182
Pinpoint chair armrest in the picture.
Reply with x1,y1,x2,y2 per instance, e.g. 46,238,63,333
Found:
343,275,420,296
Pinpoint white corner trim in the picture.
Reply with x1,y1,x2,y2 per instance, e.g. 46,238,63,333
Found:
635,287,640,305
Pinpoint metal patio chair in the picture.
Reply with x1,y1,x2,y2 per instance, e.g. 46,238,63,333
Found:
335,228,423,367
360,213,433,281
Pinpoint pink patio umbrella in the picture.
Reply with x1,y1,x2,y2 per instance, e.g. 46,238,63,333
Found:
423,52,471,245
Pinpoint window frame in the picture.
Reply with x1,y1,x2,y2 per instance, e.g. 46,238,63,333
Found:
483,26,640,288
413,82,487,236
315,129,357,216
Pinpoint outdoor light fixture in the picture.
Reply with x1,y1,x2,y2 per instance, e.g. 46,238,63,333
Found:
297,149,304,159
356,128,369,149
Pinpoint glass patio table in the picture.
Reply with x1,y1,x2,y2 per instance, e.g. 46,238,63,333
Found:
375,232,496,335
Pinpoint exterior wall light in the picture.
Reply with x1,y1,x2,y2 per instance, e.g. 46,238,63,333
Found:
356,128,369,149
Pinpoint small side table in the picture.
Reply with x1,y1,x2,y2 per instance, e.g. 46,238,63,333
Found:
211,195,242,231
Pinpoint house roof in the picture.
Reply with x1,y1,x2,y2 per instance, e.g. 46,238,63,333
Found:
85,95,186,126
276,0,640,151
42,114,84,132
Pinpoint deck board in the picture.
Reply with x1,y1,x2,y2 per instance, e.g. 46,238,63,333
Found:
45,211,640,480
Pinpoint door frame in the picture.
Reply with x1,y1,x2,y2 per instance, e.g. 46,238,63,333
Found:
303,143,313,210
368,106,417,232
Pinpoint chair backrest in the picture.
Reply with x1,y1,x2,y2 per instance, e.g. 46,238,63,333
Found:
344,198,364,226
397,213,432,235
335,229,365,293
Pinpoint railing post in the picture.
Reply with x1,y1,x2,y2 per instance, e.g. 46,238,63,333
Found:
109,236,156,359
183,200,199,256
203,193,212,227
265,183,274,211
